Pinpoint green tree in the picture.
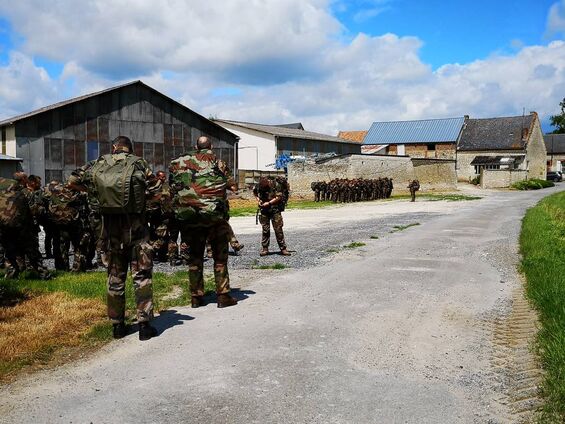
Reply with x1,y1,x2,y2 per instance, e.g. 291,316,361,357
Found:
550,98,565,134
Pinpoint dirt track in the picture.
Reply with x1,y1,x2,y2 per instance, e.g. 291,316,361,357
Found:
1,186,559,423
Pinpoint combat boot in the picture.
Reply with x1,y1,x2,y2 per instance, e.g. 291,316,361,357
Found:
191,295,206,308
113,322,127,339
280,249,291,256
139,322,158,341
231,242,244,255
169,257,183,266
259,248,269,257
217,293,238,308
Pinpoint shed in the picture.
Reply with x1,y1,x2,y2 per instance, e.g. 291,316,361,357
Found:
0,154,23,178
0,80,239,182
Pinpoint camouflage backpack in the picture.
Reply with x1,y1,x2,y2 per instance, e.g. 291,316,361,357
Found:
169,149,228,224
0,177,30,227
90,153,147,214
273,176,290,211
46,183,80,225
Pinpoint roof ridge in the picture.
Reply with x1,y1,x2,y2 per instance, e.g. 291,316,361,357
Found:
370,117,464,124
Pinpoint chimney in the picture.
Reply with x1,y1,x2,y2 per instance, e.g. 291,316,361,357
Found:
521,127,529,139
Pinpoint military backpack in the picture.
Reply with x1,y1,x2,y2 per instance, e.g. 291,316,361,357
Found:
90,153,146,214
0,178,30,227
170,149,228,224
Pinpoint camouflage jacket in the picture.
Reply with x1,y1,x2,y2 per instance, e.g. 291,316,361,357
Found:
43,182,84,225
146,181,174,216
0,177,32,227
253,179,284,214
169,149,230,222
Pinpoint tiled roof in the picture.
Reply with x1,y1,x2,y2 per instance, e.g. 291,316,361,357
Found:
337,131,367,144
544,133,565,154
271,123,304,130
363,117,465,145
215,119,356,144
458,115,534,151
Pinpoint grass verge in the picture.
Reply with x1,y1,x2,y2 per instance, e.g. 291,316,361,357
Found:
0,270,214,381
520,190,565,422
391,223,420,232
343,242,366,249
230,200,335,217
252,263,287,270
512,179,555,190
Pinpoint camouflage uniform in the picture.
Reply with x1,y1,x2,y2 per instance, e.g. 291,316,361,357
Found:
0,177,50,279
70,150,159,323
44,182,90,272
146,181,179,263
408,179,420,202
169,149,234,298
253,180,287,252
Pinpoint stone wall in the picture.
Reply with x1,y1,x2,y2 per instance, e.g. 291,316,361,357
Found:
480,169,527,189
404,143,456,159
287,154,456,198
526,116,547,180
456,151,527,181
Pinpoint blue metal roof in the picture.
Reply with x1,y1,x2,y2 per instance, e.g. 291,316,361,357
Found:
363,117,465,145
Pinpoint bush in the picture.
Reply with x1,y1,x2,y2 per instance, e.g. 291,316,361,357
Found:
469,175,480,185
511,179,555,190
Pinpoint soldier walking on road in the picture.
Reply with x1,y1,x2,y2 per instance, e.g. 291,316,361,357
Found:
169,136,238,309
69,136,160,340
408,179,420,202
253,177,291,257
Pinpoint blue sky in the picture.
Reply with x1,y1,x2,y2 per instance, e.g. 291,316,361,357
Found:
0,0,564,134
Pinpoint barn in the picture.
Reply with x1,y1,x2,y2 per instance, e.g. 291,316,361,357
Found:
0,80,239,182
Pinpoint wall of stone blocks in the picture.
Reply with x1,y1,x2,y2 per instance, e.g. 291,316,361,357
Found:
480,170,527,188
287,154,456,199
526,118,548,180
456,151,527,181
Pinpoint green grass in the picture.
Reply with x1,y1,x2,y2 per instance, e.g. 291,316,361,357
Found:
0,270,215,321
520,191,565,422
230,200,335,217
252,263,287,270
512,179,555,190
390,193,481,202
326,248,340,253
370,235,380,239
343,242,366,249
390,223,420,232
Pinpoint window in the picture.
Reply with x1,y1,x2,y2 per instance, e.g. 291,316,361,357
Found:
87,141,99,161
1,127,6,155
427,144,435,151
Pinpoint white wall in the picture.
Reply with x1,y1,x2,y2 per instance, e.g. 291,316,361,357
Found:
215,123,277,171
5,125,16,157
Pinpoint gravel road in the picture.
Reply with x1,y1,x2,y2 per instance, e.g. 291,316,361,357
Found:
2,186,561,423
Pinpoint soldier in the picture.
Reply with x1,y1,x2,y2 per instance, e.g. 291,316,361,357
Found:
170,135,238,309
253,176,291,257
311,181,320,202
0,174,50,280
408,179,420,202
69,136,160,340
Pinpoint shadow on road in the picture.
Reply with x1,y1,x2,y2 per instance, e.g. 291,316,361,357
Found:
153,310,195,335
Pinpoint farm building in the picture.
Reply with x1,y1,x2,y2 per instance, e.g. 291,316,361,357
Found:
0,80,239,182
457,113,546,183
362,117,464,159
544,133,565,172
214,119,362,171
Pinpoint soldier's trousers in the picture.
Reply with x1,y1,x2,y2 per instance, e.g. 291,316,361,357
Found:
0,225,49,279
56,223,90,272
179,221,231,297
259,212,287,250
103,214,154,324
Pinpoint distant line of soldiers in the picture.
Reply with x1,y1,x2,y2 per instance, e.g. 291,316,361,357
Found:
311,178,393,203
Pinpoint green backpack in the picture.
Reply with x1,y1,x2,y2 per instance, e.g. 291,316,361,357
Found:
91,153,146,214
170,149,228,224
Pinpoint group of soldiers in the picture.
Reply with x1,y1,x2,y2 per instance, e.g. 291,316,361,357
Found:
0,135,291,341
311,178,394,203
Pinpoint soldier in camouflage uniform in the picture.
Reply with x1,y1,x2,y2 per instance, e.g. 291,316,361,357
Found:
169,136,238,309
44,181,90,272
253,177,290,257
408,179,420,202
0,175,50,280
69,136,160,340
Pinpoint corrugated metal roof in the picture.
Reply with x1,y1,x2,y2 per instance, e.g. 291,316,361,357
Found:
215,119,356,144
0,154,22,161
363,117,465,145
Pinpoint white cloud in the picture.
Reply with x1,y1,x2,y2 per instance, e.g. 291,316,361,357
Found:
0,0,564,136
547,0,565,35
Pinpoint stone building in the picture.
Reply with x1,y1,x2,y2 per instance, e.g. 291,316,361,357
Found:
0,81,239,182
362,117,464,160
214,119,361,171
544,133,565,172
457,112,547,182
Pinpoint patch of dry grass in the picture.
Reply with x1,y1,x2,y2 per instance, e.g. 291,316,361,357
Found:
0,292,106,380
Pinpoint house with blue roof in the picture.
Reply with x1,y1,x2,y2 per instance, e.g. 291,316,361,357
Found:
362,117,464,159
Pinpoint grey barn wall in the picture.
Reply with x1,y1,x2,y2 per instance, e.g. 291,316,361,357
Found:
13,83,237,182
287,154,456,198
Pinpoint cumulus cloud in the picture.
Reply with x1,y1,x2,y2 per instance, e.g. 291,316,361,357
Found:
0,0,564,136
